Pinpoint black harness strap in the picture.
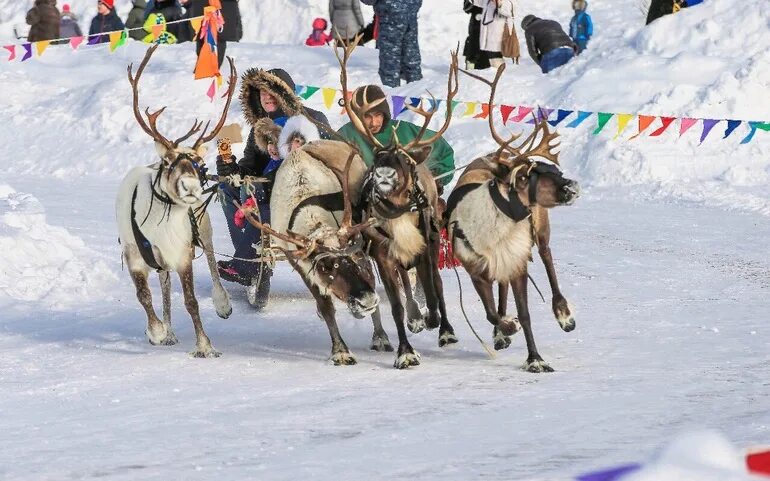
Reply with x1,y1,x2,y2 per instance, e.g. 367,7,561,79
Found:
444,182,483,222
131,187,163,271
288,192,346,232
489,180,531,222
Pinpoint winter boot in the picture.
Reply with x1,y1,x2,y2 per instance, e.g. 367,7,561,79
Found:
247,264,273,310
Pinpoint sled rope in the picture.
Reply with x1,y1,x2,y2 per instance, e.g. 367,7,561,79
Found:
452,265,496,360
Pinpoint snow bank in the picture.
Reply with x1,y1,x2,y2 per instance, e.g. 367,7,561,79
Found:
0,185,117,308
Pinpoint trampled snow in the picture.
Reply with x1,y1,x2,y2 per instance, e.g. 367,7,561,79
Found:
0,0,768,480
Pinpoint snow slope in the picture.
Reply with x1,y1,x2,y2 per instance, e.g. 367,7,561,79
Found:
0,1,769,480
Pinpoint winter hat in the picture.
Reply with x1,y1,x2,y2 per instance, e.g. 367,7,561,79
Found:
521,15,538,29
278,115,322,159
351,85,391,125
99,0,115,9
312,18,328,30
62,3,71,12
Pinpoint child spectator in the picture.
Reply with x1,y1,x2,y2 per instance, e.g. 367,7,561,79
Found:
89,0,125,44
26,0,61,43
569,0,593,54
126,0,148,41
142,12,177,44
59,4,83,40
306,18,332,46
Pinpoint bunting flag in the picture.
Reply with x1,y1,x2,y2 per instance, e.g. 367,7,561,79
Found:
21,43,32,62
649,117,676,137
321,87,337,110
87,35,101,45
500,105,516,125
527,108,553,124
450,100,461,113
512,106,534,123
300,86,319,100
724,120,742,139
614,114,635,139
190,16,203,35
699,119,719,144
473,103,490,119
3,45,15,61
629,115,656,140
550,109,573,127
294,84,305,96
391,96,406,119
566,111,592,128
117,30,128,49
463,102,478,117
679,117,698,137
108,31,122,52
593,113,614,135
206,78,216,102
151,24,164,41
426,98,441,113
740,121,770,144
409,97,421,111
70,36,84,50
35,40,51,57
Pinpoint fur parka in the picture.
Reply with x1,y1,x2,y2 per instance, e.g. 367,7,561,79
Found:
26,0,61,43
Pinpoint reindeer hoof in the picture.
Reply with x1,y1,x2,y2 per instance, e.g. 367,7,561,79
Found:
216,304,233,320
493,328,511,351
370,335,394,352
438,331,458,348
498,316,522,336
331,351,357,366
523,359,554,373
554,298,575,332
407,318,426,334
190,347,222,358
558,316,576,332
394,351,421,369
147,327,178,346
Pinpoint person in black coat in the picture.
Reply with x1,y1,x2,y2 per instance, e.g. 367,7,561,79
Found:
521,15,576,74
462,0,490,70
88,0,125,44
189,0,242,67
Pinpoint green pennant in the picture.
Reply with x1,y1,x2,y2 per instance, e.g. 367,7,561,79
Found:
116,30,128,48
450,100,461,114
300,86,320,100
756,122,770,132
593,113,614,135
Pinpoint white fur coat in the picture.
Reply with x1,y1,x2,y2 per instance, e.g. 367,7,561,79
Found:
479,0,516,53
279,115,322,159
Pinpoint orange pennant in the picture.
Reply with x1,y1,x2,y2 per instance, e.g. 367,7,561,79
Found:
629,115,657,140
151,24,163,41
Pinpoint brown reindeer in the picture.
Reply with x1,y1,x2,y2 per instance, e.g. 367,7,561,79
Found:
445,64,581,372
116,45,237,357
331,38,468,369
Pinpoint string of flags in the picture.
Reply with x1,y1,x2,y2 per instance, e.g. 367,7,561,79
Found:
295,83,770,145
2,16,205,61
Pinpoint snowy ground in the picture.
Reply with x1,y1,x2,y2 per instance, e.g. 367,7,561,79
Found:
1,0,769,479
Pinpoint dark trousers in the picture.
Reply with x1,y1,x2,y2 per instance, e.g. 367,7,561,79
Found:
377,16,422,87
196,38,227,68
540,47,574,73
218,183,270,277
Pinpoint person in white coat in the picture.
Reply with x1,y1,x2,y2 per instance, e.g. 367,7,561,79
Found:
479,0,516,68
329,0,365,43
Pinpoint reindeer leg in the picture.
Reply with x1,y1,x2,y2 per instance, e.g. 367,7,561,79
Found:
376,252,420,369
130,268,177,346
314,288,357,365
493,282,512,351
198,212,233,319
429,260,458,348
511,273,553,373
158,270,179,345
470,276,521,341
399,266,427,334
534,208,574,332
178,261,220,358
415,251,442,331
370,306,394,352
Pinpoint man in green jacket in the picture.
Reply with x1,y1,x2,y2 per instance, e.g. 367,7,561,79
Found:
337,85,456,186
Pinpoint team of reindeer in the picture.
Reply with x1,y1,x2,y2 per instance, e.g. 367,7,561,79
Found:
116,39,581,373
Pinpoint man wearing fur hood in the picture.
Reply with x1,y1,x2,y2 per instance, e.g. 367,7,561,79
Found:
216,68,328,308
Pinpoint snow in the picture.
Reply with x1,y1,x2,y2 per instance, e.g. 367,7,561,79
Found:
1,0,769,480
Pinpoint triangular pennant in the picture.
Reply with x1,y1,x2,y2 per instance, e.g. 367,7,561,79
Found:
500,105,516,125
190,16,203,35
108,31,122,52
294,84,305,96
527,108,553,124
463,102,478,117
116,30,128,48
698,119,719,144
739,121,768,144
756,122,770,132
723,120,741,139
565,111,592,128
549,109,573,127
3,45,15,61
216,74,223,88
678,118,698,137
512,106,534,123
21,43,32,62
473,103,490,119
87,35,100,45
391,96,406,119
629,115,656,140
69,36,84,50
35,40,51,57
450,100,461,115
593,113,614,135
321,87,337,110
426,97,440,113
649,117,676,137
206,78,216,102
614,114,635,139
409,97,421,110
152,24,163,41
300,86,320,100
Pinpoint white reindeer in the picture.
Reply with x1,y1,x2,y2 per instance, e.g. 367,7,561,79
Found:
115,45,236,358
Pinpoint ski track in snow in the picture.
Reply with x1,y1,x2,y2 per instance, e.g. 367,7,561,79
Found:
1,0,769,479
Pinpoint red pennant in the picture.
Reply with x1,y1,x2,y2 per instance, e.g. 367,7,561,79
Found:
473,103,490,119
747,449,770,476
500,105,515,125
649,117,676,137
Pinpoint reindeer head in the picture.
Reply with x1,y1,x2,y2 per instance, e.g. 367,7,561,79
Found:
127,44,237,206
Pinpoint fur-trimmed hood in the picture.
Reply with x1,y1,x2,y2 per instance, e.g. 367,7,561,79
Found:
239,68,303,126
252,118,282,153
278,116,322,159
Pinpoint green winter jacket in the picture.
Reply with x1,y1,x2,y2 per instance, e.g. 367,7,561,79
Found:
337,119,455,186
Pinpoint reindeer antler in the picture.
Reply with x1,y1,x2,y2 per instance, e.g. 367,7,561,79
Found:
328,150,378,246
510,113,561,166
193,56,238,150
127,44,174,151
233,199,320,259
400,47,461,155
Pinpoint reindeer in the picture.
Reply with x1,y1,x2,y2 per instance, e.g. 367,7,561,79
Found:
445,64,581,373
237,142,387,365
115,45,236,358
329,39,469,369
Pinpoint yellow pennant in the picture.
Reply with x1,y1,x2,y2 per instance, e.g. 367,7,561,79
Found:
190,16,203,35
322,88,337,110
216,74,223,88
35,40,51,56
108,31,122,52
464,102,478,117
614,114,635,139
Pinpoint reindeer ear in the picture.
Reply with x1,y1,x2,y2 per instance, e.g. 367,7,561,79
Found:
409,145,433,164
155,141,171,162
196,144,209,159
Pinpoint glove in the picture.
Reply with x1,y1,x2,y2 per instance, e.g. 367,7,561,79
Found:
216,155,238,177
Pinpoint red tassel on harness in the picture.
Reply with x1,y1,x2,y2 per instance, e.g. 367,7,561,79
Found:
234,197,256,228
438,228,462,270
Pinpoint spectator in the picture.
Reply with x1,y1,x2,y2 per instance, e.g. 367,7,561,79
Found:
189,0,242,68
337,84,456,186
463,0,490,70
360,0,423,88
305,18,332,46
214,68,329,308
175,0,193,43
58,4,82,40
88,0,125,44
142,12,177,44
521,15,575,74
144,0,191,40
26,0,61,43
329,0,365,44
569,0,593,54
126,0,148,41
277,115,321,160
479,0,516,68
359,14,379,45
